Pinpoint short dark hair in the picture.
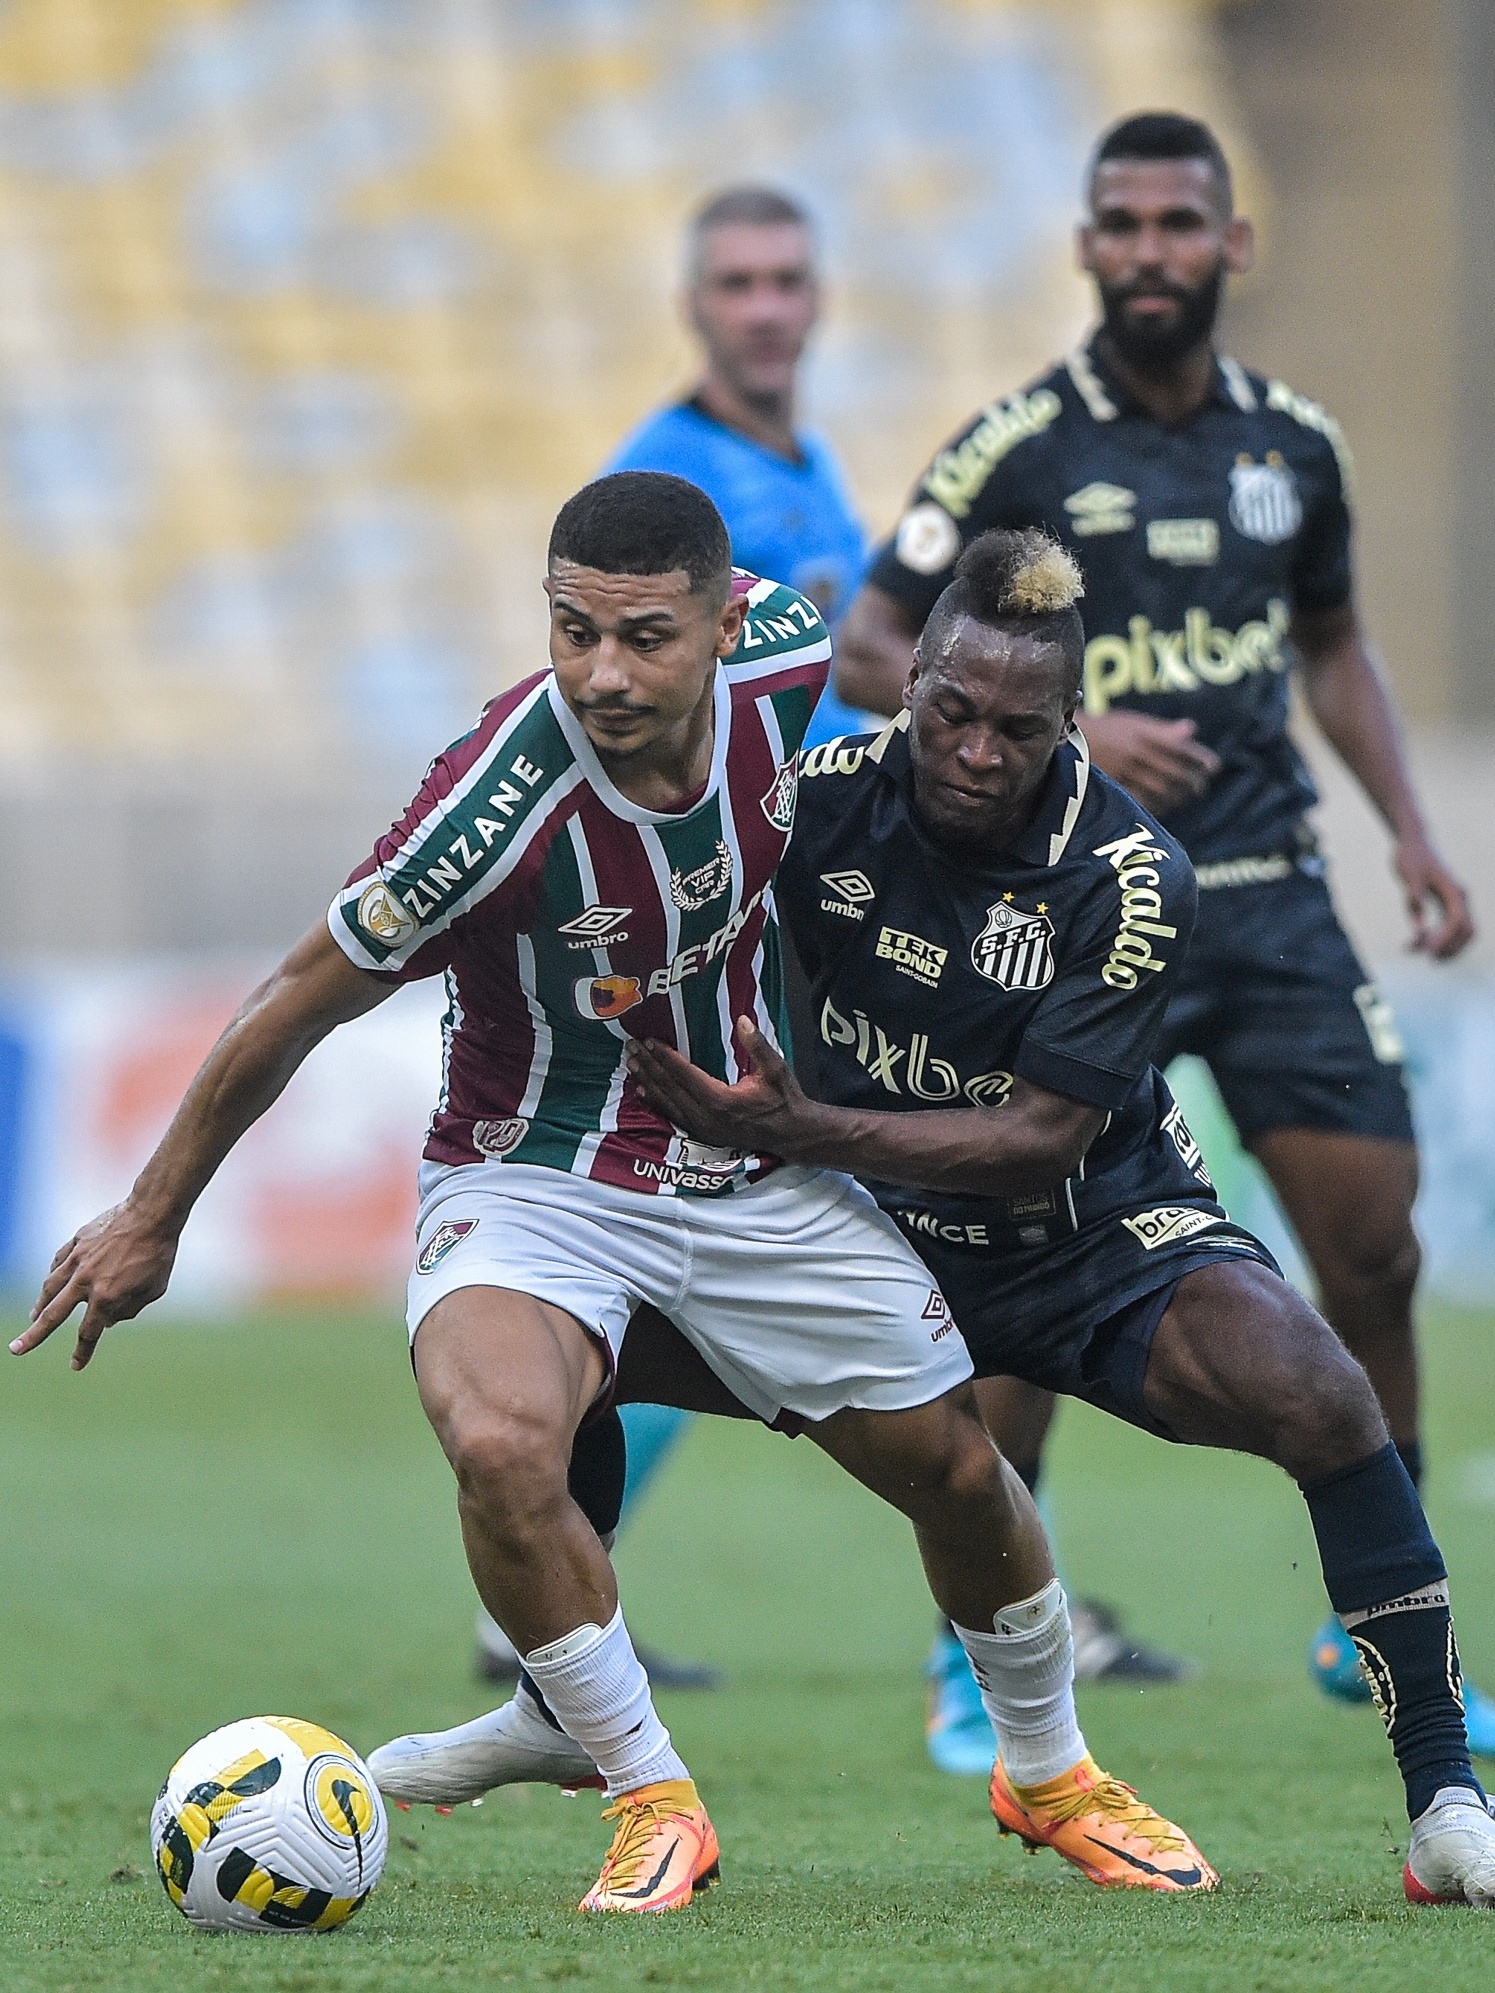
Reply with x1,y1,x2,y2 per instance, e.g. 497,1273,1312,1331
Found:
688,184,813,279
1088,111,1233,213
921,529,1085,694
548,472,732,596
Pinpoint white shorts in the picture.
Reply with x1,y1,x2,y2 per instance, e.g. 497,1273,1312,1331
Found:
407,1161,973,1425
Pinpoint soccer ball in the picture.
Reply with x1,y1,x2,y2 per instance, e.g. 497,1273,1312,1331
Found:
150,1716,388,1933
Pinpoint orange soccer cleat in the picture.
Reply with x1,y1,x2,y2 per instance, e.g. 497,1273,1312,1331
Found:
990,1754,1217,1892
578,1779,721,1913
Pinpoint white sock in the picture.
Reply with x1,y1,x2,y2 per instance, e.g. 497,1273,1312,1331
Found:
524,1606,690,1797
954,1579,1086,1786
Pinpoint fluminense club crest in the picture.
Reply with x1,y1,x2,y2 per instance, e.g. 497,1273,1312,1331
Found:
1228,453,1302,544
971,899,1055,990
669,840,734,912
760,761,798,833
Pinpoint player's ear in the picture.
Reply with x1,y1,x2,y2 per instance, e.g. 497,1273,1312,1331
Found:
903,652,924,710
1224,215,1254,276
715,591,748,655
1075,220,1096,276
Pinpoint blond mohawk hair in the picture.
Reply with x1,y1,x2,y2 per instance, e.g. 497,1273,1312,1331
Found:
1002,535,1084,615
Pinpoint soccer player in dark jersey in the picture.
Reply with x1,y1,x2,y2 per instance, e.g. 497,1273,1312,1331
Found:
13,476,1212,1911
833,110,1490,1762
618,527,1495,1907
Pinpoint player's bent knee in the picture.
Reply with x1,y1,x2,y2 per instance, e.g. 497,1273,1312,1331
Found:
1320,1215,1421,1305
445,1406,572,1525
1266,1312,1388,1479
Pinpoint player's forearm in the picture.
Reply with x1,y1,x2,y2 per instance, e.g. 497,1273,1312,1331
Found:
833,585,918,717
1299,626,1428,842
130,927,388,1233
777,1094,1102,1198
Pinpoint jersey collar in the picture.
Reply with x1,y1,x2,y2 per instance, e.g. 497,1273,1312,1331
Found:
1065,334,1258,423
884,722,1091,869
545,667,732,826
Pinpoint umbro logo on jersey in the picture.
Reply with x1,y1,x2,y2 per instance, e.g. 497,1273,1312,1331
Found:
761,761,798,833
558,904,632,949
1064,481,1135,536
669,841,733,913
819,869,875,921
971,900,1055,990
1228,453,1302,544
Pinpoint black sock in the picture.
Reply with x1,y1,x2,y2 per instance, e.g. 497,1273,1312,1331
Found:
1396,1437,1424,1493
514,1410,630,1732
1301,1441,1480,1818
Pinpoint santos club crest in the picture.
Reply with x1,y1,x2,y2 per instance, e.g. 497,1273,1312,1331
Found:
1228,453,1302,544
971,900,1056,990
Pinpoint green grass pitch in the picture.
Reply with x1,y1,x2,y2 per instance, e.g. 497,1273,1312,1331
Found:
1,1302,1493,1992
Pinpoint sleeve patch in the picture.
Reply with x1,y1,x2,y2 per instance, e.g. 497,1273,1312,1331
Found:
920,389,1063,520
894,502,962,575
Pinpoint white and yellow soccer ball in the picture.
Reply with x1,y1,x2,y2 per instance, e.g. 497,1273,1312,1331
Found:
150,1716,388,1933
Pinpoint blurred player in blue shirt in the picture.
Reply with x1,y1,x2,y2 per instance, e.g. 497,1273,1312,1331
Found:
606,185,873,747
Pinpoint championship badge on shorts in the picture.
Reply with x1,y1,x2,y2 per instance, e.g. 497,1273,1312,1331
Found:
971,900,1055,990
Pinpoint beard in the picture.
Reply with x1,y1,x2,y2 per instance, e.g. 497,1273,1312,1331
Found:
1098,262,1224,369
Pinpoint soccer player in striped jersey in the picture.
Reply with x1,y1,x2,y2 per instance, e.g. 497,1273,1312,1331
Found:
16,474,1213,1911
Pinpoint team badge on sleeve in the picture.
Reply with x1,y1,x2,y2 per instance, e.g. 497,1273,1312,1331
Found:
1228,453,1302,544
895,502,962,574
357,881,416,947
971,900,1055,990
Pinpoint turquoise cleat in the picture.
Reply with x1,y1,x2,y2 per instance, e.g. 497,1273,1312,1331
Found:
1309,1614,1373,1702
924,1629,996,1777
1311,1614,1495,1756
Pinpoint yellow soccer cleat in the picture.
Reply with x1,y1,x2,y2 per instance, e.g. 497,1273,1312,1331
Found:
578,1778,721,1913
990,1754,1217,1892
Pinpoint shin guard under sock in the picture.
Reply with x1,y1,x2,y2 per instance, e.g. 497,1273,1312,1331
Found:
1302,1441,1479,1818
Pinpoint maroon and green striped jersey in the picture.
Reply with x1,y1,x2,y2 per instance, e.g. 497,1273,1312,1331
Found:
329,573,830,1195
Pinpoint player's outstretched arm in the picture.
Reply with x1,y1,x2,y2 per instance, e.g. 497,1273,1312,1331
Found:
1293,600,1474,959
12,924,393,1370
627,1018,1103,1198
834,583,920,718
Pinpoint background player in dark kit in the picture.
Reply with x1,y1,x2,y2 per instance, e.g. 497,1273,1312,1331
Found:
835,110,1488,1755
624,527,1495,1908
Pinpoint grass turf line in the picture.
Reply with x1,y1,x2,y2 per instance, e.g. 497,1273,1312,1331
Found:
0,1303,1492,1991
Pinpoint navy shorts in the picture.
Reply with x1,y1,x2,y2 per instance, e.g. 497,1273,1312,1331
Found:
903,1202,1280,1443
1156,864,1413,1146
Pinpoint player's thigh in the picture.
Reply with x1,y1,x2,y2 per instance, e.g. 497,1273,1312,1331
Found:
678,1170,972,1424
414,1284,609,1479
1251,1128,1419,1293
972,1375,1058,1471
807,1380,1002,1523
1141,1260,1385,1473
615,1304,760,1419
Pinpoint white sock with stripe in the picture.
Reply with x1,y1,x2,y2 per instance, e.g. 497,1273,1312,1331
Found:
954,1579,1086,1786
524,1606,690,1797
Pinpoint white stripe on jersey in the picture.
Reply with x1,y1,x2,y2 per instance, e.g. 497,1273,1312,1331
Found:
569,1048,631,1182
1047,728,1091,867
725,633,832,686
566,814,630,1045
713,726,752,1062
513,933,553,1120
635,822,691,1053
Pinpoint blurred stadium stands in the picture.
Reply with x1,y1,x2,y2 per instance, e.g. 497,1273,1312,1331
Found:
0,0,1492,1303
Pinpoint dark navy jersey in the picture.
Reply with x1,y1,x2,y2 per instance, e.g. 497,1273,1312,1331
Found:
779,717,1217,1252
867,338,1354,865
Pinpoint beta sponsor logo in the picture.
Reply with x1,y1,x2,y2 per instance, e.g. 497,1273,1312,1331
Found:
875,925,947,986
647,886,769,996
1082,598,1290,714
472,1117,529,1159
575,974,643,1021
898,1209,991,1248
760,761,798,832
558,904,632,949
1092,826,1180,991
820,996,1012,1105
819,867,875,921
1064,480,1136,536
1121,1205,1224,1251
416,1217,478,1274
669,841,733,913
1146,517,1219,567
357,880,417,948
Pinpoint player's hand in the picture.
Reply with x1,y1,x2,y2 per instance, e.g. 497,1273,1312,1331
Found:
1078,711,1221,813
626,1018,818,1157
10,1202,180,1369
1394,833,1475,960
